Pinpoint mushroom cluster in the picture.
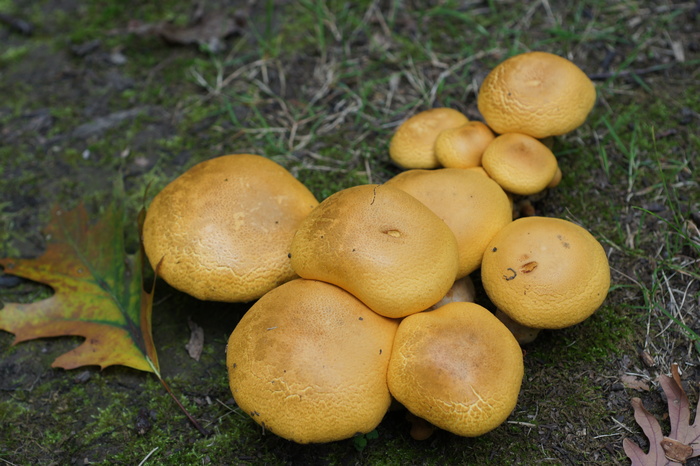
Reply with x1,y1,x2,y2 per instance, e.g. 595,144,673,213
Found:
142,51,610,445
389,51,596,209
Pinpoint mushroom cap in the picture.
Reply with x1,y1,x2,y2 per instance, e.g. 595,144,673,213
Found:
142,154,319,302
289,184,460,318
477,51,596,138
227,279,398,444
389,108,469,169
387,302,524,437
547,164,563,188
481,216,610,329
434,121,496,168
385,168,512,278
481,133,559,196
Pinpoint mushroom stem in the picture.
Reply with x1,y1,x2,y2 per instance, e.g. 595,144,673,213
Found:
406,412,436,441
494,309,541,345
428,275,476,310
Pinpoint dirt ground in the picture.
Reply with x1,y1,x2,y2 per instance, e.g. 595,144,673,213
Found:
1,1,699,465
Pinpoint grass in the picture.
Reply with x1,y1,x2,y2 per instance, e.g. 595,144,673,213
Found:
0,0,699,464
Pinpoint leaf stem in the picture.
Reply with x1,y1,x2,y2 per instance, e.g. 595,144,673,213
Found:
146,357,210,436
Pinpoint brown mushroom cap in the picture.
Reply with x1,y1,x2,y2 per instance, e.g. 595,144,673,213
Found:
227,279,399,444
481,216,610,329
387,302,524,437
481,133,558,196
385,168,512,278
434,121,496,168
289,184,460,318
142,154,319,302
477,51,596,138
389,108,469,169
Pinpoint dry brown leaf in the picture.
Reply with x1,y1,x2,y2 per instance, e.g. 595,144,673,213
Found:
127,8,246,53
623,363,700,465
185,317,204,361
621,374,651,392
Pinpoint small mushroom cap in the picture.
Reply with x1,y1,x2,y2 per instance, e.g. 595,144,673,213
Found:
289,184,460,318
481,133,559,196
389,108,469,169
434,121,496,168
387,302,524,437
547,165,563,188
477,51,596,138
481,216,611,329
385,168,512,278
227,279,398,444
143,154,319,302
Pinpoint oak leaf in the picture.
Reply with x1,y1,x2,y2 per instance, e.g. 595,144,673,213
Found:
0,193,158,373
623,363,700,465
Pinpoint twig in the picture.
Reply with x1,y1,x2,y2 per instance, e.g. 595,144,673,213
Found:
137,447,159,466
588,63,676,80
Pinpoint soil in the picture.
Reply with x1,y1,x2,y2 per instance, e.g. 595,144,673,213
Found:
1,1,699,465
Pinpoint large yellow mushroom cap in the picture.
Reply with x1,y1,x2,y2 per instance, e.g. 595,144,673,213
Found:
289,184,460,318
385,168,512,278
142,154,319,302
389,108,469,169
477,51,596,138
481,216,611,329
227,279,399,444
387,302,524,437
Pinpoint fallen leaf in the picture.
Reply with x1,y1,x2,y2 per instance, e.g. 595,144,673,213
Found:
621,374,651,392
0,181,158,373
661,437,694,463
185,317,204,361
623,363,700,465
127,8,246,53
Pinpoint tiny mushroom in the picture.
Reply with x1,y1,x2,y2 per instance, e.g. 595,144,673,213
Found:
226,278,399,444
385,168,512,278
477,51,597,139
434,121,496,169
289,184,460,318
481,216,611,342
387,302,524,437
389,108,469,169
481,133,559,196
142,154,318,302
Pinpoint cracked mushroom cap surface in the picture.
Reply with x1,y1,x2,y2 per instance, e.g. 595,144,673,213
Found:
477,51,596,138
289,184,460,318
387,302,524,437
142,154,319,302
226,278,399,444
389,108,469,169
385,168,512,278
481,216,610,329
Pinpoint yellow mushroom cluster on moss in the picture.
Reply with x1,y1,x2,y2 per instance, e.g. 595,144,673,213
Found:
142,50,609,446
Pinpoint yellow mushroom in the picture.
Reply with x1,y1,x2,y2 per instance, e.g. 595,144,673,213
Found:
387,302,524,437
481,133,559,196
481,216,610,340
389,108,469,169
142,154,318,302
477,51,596,138
434,121,495,169
385,168,512,278
227,279,398,444
289,184,459,318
